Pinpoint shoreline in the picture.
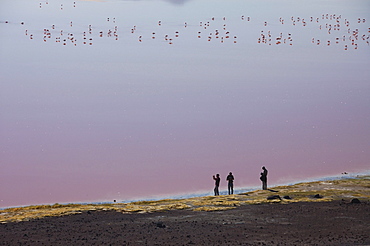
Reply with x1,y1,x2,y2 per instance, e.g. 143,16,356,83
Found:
137,171,370,203
2,171,369,211
1,175,369,223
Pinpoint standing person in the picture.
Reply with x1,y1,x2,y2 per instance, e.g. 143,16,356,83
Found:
226,172,234,195
213,174,220,196
260,166,268,190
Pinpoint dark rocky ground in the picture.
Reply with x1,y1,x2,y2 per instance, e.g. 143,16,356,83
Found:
1,201,369,245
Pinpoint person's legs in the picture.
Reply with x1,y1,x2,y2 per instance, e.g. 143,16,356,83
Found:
228,183,233,195
262,181,267,190
214,186,219,196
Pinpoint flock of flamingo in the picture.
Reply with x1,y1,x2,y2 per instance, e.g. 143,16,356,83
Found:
2,1,369,50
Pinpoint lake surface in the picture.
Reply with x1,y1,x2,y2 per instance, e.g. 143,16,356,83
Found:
1,0,369,207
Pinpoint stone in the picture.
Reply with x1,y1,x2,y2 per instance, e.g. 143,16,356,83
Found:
156,222,166,228
313,194,323,198
351,198,361,204
267,195,281,200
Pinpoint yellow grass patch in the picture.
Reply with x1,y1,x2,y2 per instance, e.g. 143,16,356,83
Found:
193,206,236,212
188,195,244,207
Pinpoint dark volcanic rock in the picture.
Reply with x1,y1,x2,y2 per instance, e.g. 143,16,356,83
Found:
351,198,361,204
156,222,166,228
267,195,281,200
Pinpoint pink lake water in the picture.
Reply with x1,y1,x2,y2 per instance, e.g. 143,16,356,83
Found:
0,0,369,207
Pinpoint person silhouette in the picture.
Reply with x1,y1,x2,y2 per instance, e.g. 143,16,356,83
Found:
213,174,220,196
260,166,268,190
226,172,234,195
